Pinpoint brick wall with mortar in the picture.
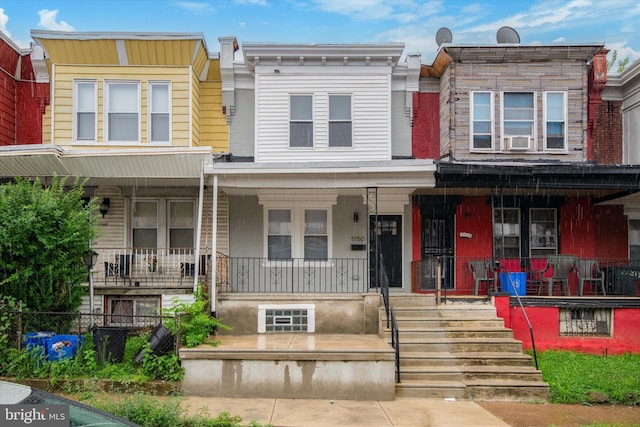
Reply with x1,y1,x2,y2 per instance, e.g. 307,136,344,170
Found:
591,100,623,165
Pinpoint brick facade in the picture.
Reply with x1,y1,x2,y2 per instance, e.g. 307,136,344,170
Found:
591,100,623,165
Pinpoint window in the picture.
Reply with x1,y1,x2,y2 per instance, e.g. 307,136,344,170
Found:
169,201,194,249
106,296,160,327
529,209,557,257
290,95,313,147
493,208,520,257
304,210,328,259
133,201,158,249
471,91,493,149
329,95,352,147
149,82,170,142
74,81,97,141
266,207,331,260
268,210,292,259
560,307,611,336
502,92,534,150
106,81,139,141
545,92,566,150
132,199,194,250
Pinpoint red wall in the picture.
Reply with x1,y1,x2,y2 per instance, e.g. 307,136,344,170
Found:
594,205,628,259
412,93,440,159
455,196,493,259
560,197,596,257
496,296,640,354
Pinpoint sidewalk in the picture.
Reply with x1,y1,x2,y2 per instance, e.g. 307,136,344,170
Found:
180,396,510,426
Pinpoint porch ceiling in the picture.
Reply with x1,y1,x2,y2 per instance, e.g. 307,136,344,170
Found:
207,159,436,191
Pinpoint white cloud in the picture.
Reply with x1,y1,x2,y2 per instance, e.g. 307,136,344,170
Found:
0,7,10,37
38,9,74,31
174,1,216,15
312,0,442,23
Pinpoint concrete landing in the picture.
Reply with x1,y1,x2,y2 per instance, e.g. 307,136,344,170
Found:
180,334,396,401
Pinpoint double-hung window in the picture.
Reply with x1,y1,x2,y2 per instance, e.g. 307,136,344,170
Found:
529,208,557,257
74,81,97,141
266,207,330,260
329,94,352,147
544,92,566,150
169,201,195,249
493,207,521,258
149,82,171,142
629,220,640,259
132,201,158,250
502,92,534,150
471,91,493,150
106,81,140,142
132,199,195,250
290,95,313,147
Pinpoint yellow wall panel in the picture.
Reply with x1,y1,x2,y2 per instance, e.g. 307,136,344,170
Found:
40,39,119,64
199,80,228,152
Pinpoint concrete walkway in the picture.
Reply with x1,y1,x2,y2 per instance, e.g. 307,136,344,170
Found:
180,396,510,426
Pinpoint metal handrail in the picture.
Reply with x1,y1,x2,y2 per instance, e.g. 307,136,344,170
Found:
496,263,539,370
390,307,401,383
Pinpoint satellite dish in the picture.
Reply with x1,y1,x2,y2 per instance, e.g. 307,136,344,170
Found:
435,27,453,47
496,26,520,44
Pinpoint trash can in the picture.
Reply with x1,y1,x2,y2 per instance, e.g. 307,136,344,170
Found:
91,326,128,363
46,335,84,362
499,272,527,296
133,324,175,364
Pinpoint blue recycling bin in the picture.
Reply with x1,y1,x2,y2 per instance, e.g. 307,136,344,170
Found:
499,272,527,296
24,331,56,354
46,335,84,361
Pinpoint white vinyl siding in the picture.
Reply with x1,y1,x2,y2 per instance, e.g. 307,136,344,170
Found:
255,74,391,162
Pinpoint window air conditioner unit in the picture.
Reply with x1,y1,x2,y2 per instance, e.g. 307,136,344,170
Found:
505,135,532,150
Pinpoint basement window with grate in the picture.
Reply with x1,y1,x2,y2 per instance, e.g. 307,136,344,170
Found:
258,304,315,333
559,307,612,337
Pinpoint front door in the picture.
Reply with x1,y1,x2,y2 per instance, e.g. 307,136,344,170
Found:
419,202,456,291
370,215,403,287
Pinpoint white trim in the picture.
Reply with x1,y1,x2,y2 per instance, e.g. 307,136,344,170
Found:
51,64,55,145
470,91,494,152
258,304,316,333
116,39,128,65
188,66,193,147
543,91,568,152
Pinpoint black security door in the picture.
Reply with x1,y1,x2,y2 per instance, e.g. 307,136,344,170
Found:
370,215,403,287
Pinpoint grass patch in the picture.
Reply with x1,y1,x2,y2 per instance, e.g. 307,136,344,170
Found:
536,350,640,405
90,393,270,427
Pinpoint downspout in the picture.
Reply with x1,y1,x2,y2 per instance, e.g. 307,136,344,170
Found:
210,174,219,316
194,161,205,292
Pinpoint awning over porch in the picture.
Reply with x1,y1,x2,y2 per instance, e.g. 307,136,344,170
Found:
205,159,437,189
0,144,213,186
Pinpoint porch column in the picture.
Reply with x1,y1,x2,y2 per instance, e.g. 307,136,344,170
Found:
210,174,218,316
194,164,205,292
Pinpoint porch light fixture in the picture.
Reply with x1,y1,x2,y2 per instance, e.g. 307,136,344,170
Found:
99,197,110,218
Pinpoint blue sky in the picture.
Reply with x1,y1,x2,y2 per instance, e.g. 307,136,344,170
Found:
1,0,639,70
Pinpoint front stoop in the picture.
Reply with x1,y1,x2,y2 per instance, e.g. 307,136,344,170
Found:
384,297,549,401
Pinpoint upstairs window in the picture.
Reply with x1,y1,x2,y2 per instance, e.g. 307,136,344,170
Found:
149,82,171,142
106,81,139,142
544,92,566,150
290,95,313,147
74,81,97,141
502,92,534,150
329,95,352,147
471,91,493,150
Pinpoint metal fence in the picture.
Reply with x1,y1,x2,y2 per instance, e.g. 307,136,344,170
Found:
2,308,178,364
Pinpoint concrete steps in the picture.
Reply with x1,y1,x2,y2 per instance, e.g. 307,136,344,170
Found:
384,297,549,401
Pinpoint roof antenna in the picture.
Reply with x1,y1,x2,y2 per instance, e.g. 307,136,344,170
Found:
496,26,520,44
435,27,453,47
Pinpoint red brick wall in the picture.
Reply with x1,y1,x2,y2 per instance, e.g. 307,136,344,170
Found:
592,100,622,164
0,72,16,145
412,93,440,159
16,81,48,144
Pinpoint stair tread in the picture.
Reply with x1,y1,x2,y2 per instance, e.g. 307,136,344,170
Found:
396,337,521,343
401,365,540,373
396,379,467,388
401,351,532,358
465,379,549,387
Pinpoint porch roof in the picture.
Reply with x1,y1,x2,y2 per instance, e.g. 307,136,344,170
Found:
435,161,640,191
0,144,213,186
205,159,436,190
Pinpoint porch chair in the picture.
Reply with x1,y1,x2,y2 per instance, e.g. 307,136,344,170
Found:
544,255,578,296
468,260,496,295
576,259,606,296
